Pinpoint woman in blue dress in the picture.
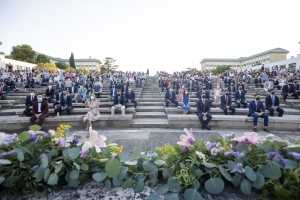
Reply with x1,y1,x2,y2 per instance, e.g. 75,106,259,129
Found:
181,90,190,114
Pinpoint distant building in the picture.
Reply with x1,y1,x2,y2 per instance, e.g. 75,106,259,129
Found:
0,55,36,70
200,48,289,71
45,55,101,71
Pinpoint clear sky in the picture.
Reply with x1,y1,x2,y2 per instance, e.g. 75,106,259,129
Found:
0,0,299,74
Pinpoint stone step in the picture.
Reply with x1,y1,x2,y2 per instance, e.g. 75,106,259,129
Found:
134,112,166,118
131,118,169,128
136,106,165,112
138,102,163,106
139,98,162,102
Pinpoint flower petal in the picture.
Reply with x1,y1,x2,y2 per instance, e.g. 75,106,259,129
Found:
82,141,92,152
95,145,101,153
177,141,191,147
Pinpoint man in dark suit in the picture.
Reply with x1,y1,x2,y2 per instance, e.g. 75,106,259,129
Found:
53,87,63,108
125,86,137,110
172,79,180,94
68,82,79,100
248,93,270,132
237,80,247,94
54,89,73,115
0,80,10,100
23,90,37,117
165,87,179,108
293,80,300,95
45,84,55,103
111,89,126,115
195,82,203,95
281,80,299,103
85,79,93,90
6,78,15,91
206,80,212,91
55,80,65,91
220,89,235,115
121,82,129,93
109,84,117,102
41,76,49,86
265,89,284,117
197,92,212,130
136,77,142,88
187,78,195,92
115,80,122,90
161,78,168,92
255,77,263,88
30,93,49,126
228,83,236,95
234,86,248,108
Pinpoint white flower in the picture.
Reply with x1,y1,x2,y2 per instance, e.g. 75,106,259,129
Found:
196,151,207,163
82,127,107,153
49,130,55,137
266,134,274,140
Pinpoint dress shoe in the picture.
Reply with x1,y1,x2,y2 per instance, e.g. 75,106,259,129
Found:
253,128,258,132
263,128,270,133
202,126,205,130
205,126,211,130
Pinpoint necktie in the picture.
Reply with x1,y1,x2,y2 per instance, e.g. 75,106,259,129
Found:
31,95,33,102
0,86,2,94
256,101,258,112
272,95,274,106
226,96,228,106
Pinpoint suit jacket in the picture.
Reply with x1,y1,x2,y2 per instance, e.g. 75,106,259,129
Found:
237,83,245,90
197,90,210,99
68,86,78,94
206,83,213,90
45,88,55,97
197,99,210,114
0,85,10,93
165,91,176,101
187,81,195,89
265,95,280,108
55,83,65,90
110,88,117,97
121,85,128,93
172,81,180,91
234,90,246,102
195,85,202,93
85,83,93,90
54,92,62,102
282,84,295,94
113,95,125,106
32,100,49,115
228,85,236,93
125,90,135,100
255,78,262,84
248,100,265,115
25,95,37,108
220,95,232,109
293,83,299,91
60,95,72,107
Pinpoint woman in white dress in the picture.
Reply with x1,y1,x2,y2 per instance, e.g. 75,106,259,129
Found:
83,94,100,130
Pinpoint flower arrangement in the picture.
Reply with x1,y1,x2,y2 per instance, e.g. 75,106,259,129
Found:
0,126,300,200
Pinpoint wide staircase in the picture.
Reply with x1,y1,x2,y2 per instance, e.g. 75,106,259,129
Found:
131,76,168,128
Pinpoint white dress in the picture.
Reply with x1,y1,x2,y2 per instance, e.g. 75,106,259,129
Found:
83,100,100,122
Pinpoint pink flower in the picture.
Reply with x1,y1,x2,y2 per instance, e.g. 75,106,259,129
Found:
211,147,219,156
177,128,196,147
226,132,234,138
231,132,265,144
82,127,107,153
205,141,212,150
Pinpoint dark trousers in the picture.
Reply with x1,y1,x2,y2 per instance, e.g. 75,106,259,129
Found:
46,96,53,104
250,113,268,126
94,92,100,98
53,101,59,108
221,106,235,115
0,94,8,100
165,99,178,107
54,106,73,115
125,99,137,108
266,106,284,117
282,93,299,102
198,112,212,127
23,107,33,117
236,101,248,108
30,113,49,126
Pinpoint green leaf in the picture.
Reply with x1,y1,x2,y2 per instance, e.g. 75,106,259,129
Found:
70,170,79,179
149,178,158,187
112,177,123,186
241,179,251,194
101,147,109,155
195,169,203,177
227,160,236,172
47,173,58,185
205,177,224,194
119,152,129,162
69,148,80,159
0,177,4,184
210,135,220,143
219,166,232,182
68,179,78,187
147,194,161,200
41,155,49,168
251,172,265,189
3,177,19,187
283,159,297,169
80,164,89,171
105,159,122,178
105,179,111,190
133,178,144,193
148,165,158,179
121,178,134,189
62,148,69,156
179,162,185,169
116,167,128,181
18,131,31,141
143,161,154,171
236,144,248,153
55,163,63,174
268,163,282,179
245,166,257,181
261,141,275,153
15,148,24,162
163,168,172,179
164,193,179,200
154,160,165,166
155,184,169,195
202,162,216,168
73,162,80,170
49,149,58,157
133,146,141,157
34,167,45,180
44,168,50,182
125,161,137,166
232,174,244,186
29,125,41,131
168,177,180,192
92,172,106,182
191,180,200,190
184,188,202,200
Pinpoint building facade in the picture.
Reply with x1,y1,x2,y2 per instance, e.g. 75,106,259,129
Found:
200,48,289,71
46,55,102,71
0,55,37,70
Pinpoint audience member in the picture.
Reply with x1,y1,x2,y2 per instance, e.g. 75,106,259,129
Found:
220,89,235,115
181,89,190,114
83,94,100,130
111,89,125,115
265,89,284,117
23,89,37,117
54,89,73,115
197,92,212,130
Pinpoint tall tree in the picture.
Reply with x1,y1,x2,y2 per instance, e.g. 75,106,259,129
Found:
9,44,36,63
103,57,117,72
35,54,50,63
69,52,76,69
55,62,71,70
